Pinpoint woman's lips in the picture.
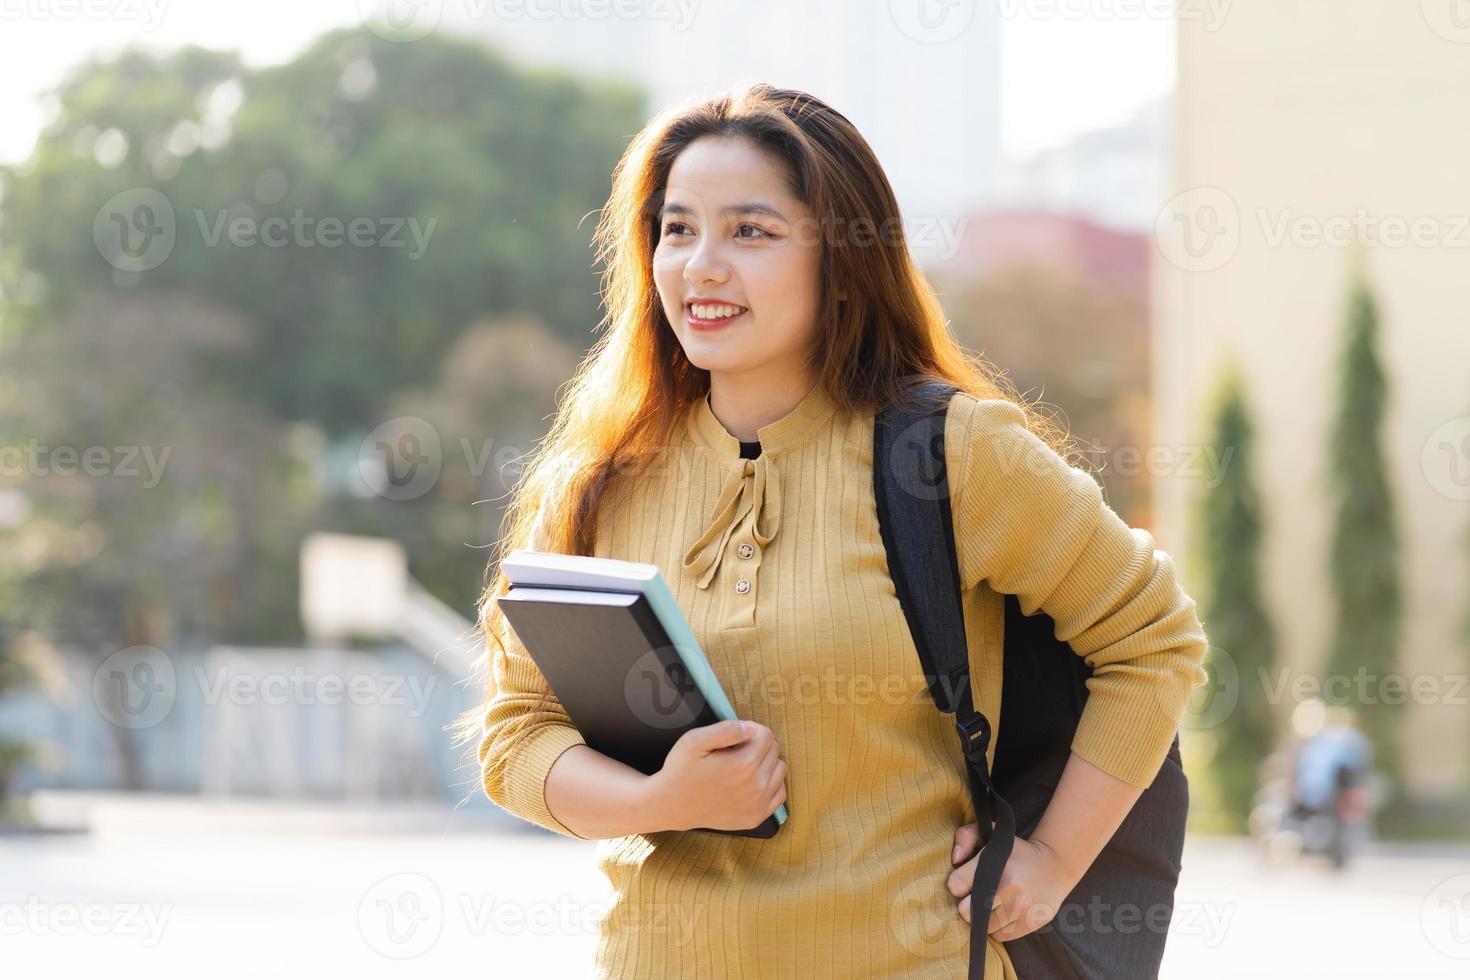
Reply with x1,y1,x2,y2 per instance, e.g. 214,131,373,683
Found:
686,307,747,330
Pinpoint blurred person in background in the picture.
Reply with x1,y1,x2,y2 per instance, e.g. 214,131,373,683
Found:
1253,698,1376,869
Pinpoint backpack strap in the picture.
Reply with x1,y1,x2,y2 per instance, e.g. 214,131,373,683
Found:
873,376,1015,980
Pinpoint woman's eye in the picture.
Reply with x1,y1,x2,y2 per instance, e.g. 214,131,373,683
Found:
661,221,771,240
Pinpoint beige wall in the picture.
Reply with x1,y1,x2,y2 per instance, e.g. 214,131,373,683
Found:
1156,0,1470,799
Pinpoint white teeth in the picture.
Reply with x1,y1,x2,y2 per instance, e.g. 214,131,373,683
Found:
689,303,746,320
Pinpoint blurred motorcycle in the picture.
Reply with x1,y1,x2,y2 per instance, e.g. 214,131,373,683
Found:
1249,700,1379,870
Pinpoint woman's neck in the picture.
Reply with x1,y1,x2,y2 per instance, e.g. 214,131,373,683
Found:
706,371,816,443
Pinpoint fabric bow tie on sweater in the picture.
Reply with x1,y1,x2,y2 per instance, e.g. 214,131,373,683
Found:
681,451,781,589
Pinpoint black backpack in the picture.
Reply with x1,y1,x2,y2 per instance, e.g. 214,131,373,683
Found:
873,377,1189,980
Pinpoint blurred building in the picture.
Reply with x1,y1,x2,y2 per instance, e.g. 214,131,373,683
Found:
941,209,1150,298
448,0,1003,260
995,96,1169,233
1154,2,1470,804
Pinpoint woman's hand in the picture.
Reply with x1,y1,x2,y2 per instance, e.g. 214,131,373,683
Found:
947,821,1082,942
648,719,787,832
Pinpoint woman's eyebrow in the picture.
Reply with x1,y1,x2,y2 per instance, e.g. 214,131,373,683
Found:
658,201,789,221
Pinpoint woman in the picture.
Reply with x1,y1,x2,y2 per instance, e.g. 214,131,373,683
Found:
461,83,1210,978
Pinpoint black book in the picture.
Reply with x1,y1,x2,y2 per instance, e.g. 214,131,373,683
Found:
498,583,784,839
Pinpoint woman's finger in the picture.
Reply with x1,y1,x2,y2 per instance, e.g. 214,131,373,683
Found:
947,854,975,898
986,891,1018,936
754,743,781,785
957,889,1009,926
952,822,980,865
755,738,780,774
992,902,1051,943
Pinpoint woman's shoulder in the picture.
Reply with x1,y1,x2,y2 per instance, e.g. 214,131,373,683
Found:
943,389,1029,436
941,390,1041,488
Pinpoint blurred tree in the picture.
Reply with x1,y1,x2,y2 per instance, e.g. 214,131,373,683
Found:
407,315,581,607
0,291,313,789
0,29,645,668
0,630,36,813
321,314,581,617
1324,264,1403,799
1190,361,1278,832
0,291,306,648
1,28,643,433
933,262,1152,523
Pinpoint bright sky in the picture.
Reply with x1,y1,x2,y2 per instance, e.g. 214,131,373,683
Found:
1001,10,1176,158
0,1,1174,166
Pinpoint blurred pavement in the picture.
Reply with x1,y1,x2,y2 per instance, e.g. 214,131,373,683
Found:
3,797,1468,978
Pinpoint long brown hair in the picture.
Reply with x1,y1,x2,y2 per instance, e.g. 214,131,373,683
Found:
452,82,1075,788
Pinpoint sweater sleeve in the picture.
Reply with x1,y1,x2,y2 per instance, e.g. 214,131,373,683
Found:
947,394,1210,788
478,589,590,839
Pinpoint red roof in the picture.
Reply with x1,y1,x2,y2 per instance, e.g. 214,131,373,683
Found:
945,209,1149,296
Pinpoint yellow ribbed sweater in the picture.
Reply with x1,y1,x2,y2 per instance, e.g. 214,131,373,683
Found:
479,380,1210,979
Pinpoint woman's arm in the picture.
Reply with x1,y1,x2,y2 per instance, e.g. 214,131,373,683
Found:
945,393,1210,794
543,744,670,839
942,394,1210,937
1029,752,1146,886
478,613,594,839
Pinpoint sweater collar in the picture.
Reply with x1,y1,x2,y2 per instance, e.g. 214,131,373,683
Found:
688,379,839,458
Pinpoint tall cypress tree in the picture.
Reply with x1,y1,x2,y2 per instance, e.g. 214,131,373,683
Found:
0,632,35,818
1325,262,1403,796
1193,362,1278,830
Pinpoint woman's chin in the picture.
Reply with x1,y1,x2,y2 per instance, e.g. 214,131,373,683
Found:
678,342,749,374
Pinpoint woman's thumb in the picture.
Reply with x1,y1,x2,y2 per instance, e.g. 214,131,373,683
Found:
703,719,754,750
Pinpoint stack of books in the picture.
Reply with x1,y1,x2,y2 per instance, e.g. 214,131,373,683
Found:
497,549,788,838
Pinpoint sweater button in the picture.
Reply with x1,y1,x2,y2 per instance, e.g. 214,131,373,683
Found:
735,578,751,594
737,543,754,559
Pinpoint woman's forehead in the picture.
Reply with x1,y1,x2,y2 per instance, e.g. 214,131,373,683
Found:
665,137,801,212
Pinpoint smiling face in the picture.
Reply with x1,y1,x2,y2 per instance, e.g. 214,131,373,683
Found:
652,135,824,384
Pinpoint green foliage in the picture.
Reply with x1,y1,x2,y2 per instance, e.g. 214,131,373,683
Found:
3,30,643,432
1190,361,1279,832
0,30,644,653
1324,265,1404,792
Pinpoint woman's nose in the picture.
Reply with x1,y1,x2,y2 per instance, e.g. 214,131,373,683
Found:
683,237,729,284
